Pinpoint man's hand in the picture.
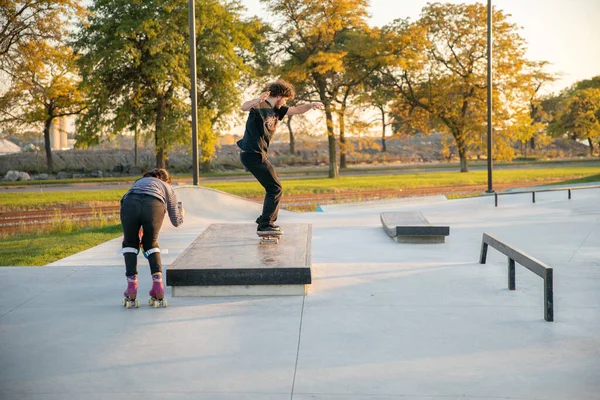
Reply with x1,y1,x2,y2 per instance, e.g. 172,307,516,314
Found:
288,101,325,116
259,91,271,102
242,91,271,111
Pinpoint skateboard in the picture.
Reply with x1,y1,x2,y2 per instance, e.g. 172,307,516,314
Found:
257,230,283,245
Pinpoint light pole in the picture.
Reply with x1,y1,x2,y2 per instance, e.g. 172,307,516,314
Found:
486,0,494,193
189,0,199,185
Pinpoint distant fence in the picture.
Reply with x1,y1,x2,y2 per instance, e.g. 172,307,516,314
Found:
494,185,600,207
479,233,554,322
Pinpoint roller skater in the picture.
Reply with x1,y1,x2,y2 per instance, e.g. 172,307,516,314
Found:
149,273,167,308
120,168,184,308
122,275,139,308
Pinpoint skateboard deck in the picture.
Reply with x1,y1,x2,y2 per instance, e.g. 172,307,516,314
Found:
257,230,283,245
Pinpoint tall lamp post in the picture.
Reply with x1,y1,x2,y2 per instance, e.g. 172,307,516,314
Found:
189,0,200,186
486,0,494,193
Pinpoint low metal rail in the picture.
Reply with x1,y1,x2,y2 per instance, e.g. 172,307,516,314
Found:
479,233,554,322
494,184,600,207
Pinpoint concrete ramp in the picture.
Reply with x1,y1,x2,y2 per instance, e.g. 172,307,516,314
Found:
318,195,448,212
166,223,312,296
174,185,295,224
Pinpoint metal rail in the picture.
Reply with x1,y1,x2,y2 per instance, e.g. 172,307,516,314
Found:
494,185,600,207
479,233,554,321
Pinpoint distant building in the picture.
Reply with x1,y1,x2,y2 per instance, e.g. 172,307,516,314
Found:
49,116,73,150
0,138,21,155
219,134,237,146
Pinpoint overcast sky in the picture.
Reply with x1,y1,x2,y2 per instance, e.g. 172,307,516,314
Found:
240,0,600,94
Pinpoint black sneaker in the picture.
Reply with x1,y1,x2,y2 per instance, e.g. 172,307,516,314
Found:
255,216,261,224
257,224,280,232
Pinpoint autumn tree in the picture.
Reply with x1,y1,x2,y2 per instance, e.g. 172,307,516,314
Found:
386,3,538,172
75,0,260,169
0,0,84,71
262,0,371,178
0,0,84,147
1,42,86,172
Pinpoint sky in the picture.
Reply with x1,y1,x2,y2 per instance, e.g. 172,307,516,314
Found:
240,0,600,94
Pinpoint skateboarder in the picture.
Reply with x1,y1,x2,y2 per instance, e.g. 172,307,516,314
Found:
238,80,323,232
120,168,184,307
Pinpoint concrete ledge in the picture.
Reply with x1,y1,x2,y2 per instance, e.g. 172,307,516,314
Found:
166,223,312,296
172,284,308,296
381,212,450,243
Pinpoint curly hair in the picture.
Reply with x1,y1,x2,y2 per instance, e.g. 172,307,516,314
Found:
143,168,171,184
267,80,295,100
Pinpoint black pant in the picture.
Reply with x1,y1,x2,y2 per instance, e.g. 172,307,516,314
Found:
120,193,165,276
240,151,282,226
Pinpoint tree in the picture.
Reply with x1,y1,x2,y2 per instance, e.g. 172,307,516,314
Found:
0,0,84,134
262,0,371,178
0,0,83,71
2,42,86,172
523,61,556,150
549,87,600,156
75,0,260,169
359,73,396,153
386,3,536,172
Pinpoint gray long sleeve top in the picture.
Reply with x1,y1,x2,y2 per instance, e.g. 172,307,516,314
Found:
122,177,184,227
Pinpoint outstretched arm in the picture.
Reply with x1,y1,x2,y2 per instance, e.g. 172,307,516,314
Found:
241,91,270,112
287,102,324,116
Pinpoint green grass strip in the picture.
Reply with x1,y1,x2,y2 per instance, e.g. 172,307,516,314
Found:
0,224,122,266
0,189,128,210
203,166,600,197
2,166,600,209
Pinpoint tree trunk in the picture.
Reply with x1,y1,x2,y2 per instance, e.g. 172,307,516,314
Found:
155,96,167,169
201,160,211,173
134,125,139,167
286,115,295,154
381,107,387,152
455,133,469,172
325,108,338,178
588,137,594,157
338,111,347,169
530,136,536,150
43,117,54,173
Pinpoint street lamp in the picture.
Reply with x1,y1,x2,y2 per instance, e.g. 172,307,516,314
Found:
486,0,494,193
189,0,199,185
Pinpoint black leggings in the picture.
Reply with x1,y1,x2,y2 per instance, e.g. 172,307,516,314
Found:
240,151,282,225
120,193,165,276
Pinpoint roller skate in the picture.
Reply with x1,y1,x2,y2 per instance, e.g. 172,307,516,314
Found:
122,275,139,308
149,273,167,308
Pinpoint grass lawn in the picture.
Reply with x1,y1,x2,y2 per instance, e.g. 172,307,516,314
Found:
2,166,600,210
203,166,600,197
0,224,122,266
0,189,128,211
2,166,600,266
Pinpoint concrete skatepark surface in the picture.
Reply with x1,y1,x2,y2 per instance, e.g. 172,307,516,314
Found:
1,185,599,399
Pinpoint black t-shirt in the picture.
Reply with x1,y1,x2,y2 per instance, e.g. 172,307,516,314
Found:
237,100,289,155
